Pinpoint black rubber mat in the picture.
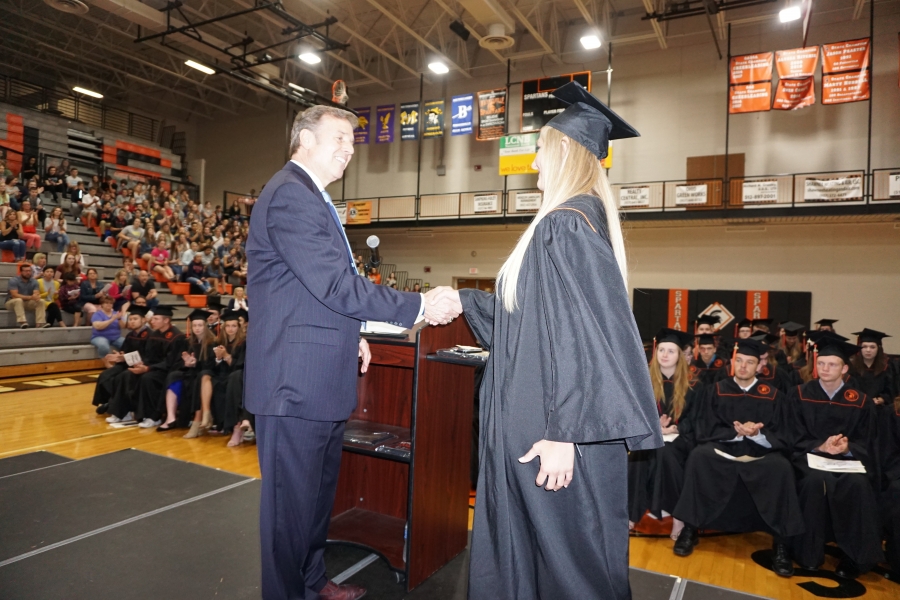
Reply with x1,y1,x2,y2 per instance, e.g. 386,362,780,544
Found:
0,480,261,600
0,449,248,562
0,451,71,478
683,580,770,599
629,568,681,599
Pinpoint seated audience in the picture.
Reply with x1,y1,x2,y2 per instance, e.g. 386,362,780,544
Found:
107,269,131,311
227,286,248,312
5,263,47,328
17,199,42,251
183,253,212,294
78,268,107,318
58,271,83,326
37,264,65,327
130,269,159,308
0,209,26,260
90,296,128,357
43,207,70,253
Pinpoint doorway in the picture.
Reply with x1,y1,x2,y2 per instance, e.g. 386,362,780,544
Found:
455,277,496,293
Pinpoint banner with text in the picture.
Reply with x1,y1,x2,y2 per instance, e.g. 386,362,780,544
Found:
619,186,651,208
423,99,445,138
822,38,870,73
375,105,395,144
476,89,507,141
675,184,708,205
346,201,372,225
746,291,769,320
742,180,779,203
353,107,370,144
451,94,474,136
890,173,900,198
774,77,816,110
473,193,499,213
729,53,772,114
499,133,539,176
667,289,690,331
514,192,542,211
400,102,420,141
822,38,870,104
803,175,863,201
823,70,870,104
521,72,591,132
775,47,819,78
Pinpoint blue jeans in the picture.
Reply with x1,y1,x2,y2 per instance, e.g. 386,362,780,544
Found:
91,335,125,357
187,277,211,292
45,231,70,253
0,239,26,260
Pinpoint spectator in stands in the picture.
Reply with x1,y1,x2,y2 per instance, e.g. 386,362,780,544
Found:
412,282,422,293
24,184,47,223
78,267,106,318
0,181,10,220
38,265,65,327
108,269,131,311
231,257,247,284
183,253,212,294
149,239,176,282
55,253,82,283
156,223,174,248
118,217,144,258
17,199,42,251
108,208,128,241
385,272,397,287
0,159,11,179
43,207,70,253
200,244,215,265
60,241,86,269
57,159,70,178
222,246,238,280
206,256,226,293
65,168,83,204
74,187,99,226
116,187,130,205
201,201,214,219
0,210,26,261
5,176,21,208
31,252,48,274
180,241,198,270
5,263,47,328
44,166,64,203
90,296,128,358
227,286,248,312
133,183,147,205
131,269,159,308
57,269,81,327
19,157,38,182
122,256,135,280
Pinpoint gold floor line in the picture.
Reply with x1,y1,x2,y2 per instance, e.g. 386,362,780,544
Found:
0,428,134,458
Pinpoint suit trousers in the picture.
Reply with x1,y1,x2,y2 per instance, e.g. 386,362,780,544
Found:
256,414,345,600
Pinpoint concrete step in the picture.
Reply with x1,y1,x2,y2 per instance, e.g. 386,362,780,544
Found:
0,264,109,279
0,326,92,349
2,309,75,328
0,344,98,367
48,252,123,268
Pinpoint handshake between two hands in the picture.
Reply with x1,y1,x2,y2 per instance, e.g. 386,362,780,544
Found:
422,286,463,326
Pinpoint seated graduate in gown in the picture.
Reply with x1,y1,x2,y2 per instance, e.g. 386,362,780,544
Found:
672,338,804,578
628,328,700,540
751,332,796,393
786,334,884,580
690,333,730,387
878,391,900,576
453,81,663,600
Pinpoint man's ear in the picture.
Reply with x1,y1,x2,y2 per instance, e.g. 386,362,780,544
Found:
841,363,849,376
299,128,316,150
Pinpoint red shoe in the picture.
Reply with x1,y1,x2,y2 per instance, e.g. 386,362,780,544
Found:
318,580,367,600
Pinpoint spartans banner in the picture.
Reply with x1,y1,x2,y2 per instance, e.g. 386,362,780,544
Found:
375,105,395,143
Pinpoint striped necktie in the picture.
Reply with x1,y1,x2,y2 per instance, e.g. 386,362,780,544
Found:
322,190,356,273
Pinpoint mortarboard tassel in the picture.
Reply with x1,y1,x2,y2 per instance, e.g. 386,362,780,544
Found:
729,342,738,377
811,344,819,379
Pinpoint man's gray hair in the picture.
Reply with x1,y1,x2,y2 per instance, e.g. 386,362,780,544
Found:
289,105,359,155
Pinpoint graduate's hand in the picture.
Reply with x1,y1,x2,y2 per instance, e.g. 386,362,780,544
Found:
518,440,575,491
358,338,371,373
661,424,679,435
817,434,845,455
129,364,149,375
833,436,850,455
213,345,226,360
423,286,462,326
873,396,885,406
659,414,672,429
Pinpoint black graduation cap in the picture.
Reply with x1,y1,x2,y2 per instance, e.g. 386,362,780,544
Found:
153,304,175,317
816,337,861,363
736,318,753,330
188,308,212,322
814,318,838,327
206,300,226,313
735,338,767,359
852,328,890,345
751,318,773,329
127,305,149,317
697,334,717,346
653,328,694,348
807,330,849,345
222,309,247,322
780,321,806,336
546,82,639,160
750,332,780,346
696,315,721,326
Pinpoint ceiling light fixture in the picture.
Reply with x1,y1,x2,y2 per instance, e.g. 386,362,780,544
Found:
185,59,215,75
72,86,103,99
299,52,322,64
428,61,449,74
779,6,801,22
580,34,602,50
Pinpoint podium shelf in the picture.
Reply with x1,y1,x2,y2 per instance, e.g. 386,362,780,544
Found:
328,508,406,572
343,419,412,463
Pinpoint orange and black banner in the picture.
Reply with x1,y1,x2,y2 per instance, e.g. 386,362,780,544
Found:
821,38,871,105
728,53,773,114
667,289,689,331
773,77,815,110
746,291,769,320
476,89,507,141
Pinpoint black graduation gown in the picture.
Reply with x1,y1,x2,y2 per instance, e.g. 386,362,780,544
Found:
168,340,214,425
134,327,188,422
878,403,900,572
458,196,662,600
851,363,893,402
756,363,794,394
107,327,179,419
91,326,150,407
785,380,884,569
203,339,245,430
628,378,699,522
673,379,804,538
689,356,728,387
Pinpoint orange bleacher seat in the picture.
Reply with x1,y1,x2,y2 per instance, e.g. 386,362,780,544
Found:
136,258,148,271
1,250,15,263
94,226,102,237
168,282,190,295
121,247,132,258
224,283,233,295
107,237,118,250
185,295,208,308
153,271,168,283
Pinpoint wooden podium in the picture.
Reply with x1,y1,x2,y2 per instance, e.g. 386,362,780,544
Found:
327,318,480,591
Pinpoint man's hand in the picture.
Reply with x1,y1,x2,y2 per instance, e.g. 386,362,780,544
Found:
147,289,157,299
423,286,462,326
128,364,149,375
734,421,764,437
359,338,371,373
518,440,575,491
873,396,885,406
109,352,124,364
817,434,847,455
833,436,850,455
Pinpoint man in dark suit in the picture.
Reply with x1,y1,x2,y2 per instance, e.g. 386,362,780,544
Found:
246,105,459,600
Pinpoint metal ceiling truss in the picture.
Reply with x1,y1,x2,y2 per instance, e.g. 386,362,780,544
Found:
642,0,777,22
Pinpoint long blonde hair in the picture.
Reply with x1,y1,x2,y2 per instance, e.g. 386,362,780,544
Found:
497,126,627,312
649,348,691,421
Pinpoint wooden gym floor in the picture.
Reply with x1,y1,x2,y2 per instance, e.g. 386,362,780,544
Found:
1,375,897,600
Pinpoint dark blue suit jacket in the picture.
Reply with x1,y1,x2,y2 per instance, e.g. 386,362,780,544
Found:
245,161,421,421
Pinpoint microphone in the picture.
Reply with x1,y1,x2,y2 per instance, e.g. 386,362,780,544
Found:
366,235,381,270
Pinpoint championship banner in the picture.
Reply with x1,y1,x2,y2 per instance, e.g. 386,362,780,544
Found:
822,39,870,73
773,77,815,110
521,72,591,132
375,105,395,144
803,175,863,201
729,53,773,85
667,289,689,332
823,70,870,104
346,201,372,225
775,47,819,79
498,133,538,176
451,94,474,136
423,99,445,138
353,107,370,144
399,102,419,141
476,89,506,141
746,291,769,320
